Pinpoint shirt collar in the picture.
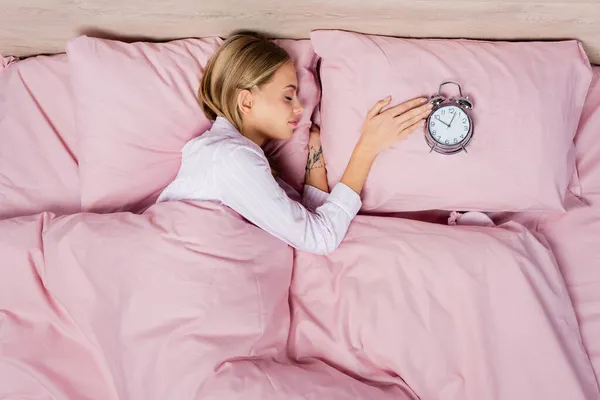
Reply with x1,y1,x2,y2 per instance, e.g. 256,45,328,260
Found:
212,116,265,154
212,116,237,132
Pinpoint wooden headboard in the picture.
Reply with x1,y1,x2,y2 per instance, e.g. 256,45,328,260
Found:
1,0,599,64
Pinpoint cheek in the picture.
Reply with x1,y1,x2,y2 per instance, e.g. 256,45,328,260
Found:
258,99,292,121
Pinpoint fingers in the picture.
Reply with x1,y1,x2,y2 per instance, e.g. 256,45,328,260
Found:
383,97,429,117
398,119,425,140
396,102,432,121
367,96,392,119
396,107,431,131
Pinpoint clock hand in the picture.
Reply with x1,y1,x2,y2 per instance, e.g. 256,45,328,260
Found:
434,114,450,127
449,112,457,127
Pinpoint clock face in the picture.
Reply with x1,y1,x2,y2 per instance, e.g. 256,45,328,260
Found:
427,105,471,145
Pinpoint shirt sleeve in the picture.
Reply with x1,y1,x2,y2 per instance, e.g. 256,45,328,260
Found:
275,177,302,203
302,185,330,211
216,147,362,255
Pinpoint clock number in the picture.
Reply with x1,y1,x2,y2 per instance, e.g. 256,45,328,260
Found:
445,140,449,144
463,126,468,131
453,138,458,143
460,134,465,139
437,136,442,141
431,121,435,127
432,130,436,134
462,118,467,123
449,108,455,114
441,109,446,116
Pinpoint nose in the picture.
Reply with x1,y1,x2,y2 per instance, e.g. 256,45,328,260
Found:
293,99,304,115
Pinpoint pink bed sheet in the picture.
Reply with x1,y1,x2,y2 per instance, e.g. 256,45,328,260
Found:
0,54,80,220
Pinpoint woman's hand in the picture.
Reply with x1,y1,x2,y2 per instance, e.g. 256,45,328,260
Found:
357,96,432,157
305,124,329,193
339,96,431,195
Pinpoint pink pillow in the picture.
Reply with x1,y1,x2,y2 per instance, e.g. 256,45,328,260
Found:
574,67,600,205
68,36,319,213
0,54,80,219
311,30,592,212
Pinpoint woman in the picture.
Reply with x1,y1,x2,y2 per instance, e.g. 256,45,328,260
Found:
158,33,432,255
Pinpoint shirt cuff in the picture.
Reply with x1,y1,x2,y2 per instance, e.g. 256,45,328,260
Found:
327,182,362,217
302,184,330,210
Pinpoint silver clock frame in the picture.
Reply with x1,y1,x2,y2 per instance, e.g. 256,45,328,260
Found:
425,81,474,155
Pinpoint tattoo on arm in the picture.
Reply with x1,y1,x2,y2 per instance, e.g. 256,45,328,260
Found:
306,145,324,175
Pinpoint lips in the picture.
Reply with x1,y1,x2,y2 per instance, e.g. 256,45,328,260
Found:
288,120,299,128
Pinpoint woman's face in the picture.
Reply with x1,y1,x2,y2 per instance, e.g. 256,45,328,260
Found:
240,61,304,144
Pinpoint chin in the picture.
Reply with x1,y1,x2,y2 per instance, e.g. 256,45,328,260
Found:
278,126,294,140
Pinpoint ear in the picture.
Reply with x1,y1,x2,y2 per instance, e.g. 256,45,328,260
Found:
237,89,254,116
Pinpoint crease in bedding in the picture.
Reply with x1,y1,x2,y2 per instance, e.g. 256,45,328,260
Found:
0,53,17,70
0,54,80,220
1,201,599,399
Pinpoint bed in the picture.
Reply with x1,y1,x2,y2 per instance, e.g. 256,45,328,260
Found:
1,1,600,399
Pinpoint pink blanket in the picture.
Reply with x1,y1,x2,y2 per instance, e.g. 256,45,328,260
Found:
2,203,599,399
0,202,412,399
539,207,600,387
289,216,599,400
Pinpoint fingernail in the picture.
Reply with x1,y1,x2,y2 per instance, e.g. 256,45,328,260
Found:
385,95,391,101
421,98,429,103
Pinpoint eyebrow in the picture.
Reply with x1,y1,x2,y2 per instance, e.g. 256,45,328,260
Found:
284,84,297,90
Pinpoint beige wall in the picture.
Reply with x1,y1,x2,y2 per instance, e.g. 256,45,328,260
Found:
1,0,599,64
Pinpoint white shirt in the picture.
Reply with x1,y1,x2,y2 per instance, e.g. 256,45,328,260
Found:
157,117,362,255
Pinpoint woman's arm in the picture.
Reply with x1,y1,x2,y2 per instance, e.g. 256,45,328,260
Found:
217,96,431,255
304,124,329,193
303,96,431,197
218,147,360,255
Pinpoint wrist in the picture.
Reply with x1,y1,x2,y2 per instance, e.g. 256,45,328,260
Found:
354,139,378,161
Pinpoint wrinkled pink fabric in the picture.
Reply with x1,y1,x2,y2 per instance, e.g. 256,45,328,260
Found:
4,202,597,398
538,207,600,387
0,202,423,399
487,66,600,386
0,53,17,70
0,202,293,399
0,54,80,219
289,216,600,400
199,359,416,399
558,67,600,383
311,30,592,212
574,67,600,206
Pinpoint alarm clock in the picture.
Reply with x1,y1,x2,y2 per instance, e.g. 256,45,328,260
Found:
425,81,474,155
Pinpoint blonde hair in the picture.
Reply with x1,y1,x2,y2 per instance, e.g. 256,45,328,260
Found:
199,33,291,132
